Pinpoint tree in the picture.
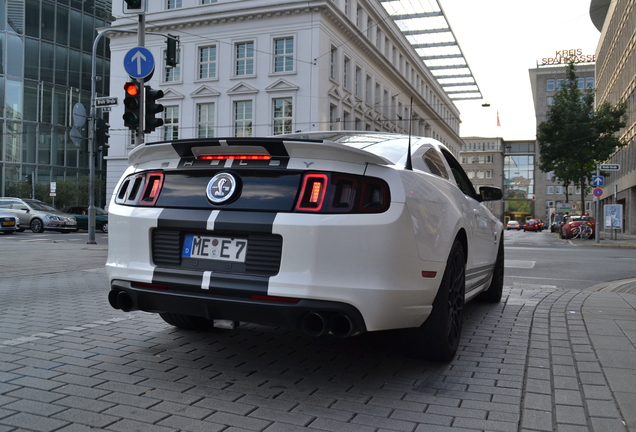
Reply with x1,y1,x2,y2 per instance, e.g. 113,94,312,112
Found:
537,59,627,213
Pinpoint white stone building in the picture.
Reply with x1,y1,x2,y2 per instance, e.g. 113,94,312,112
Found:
105,0,464,204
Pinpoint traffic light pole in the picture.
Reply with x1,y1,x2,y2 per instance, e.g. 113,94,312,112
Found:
136,13,146,146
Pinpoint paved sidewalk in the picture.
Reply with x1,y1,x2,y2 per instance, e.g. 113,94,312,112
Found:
0,236,635,431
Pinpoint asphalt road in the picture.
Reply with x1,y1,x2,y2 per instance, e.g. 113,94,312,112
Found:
0,230,634,431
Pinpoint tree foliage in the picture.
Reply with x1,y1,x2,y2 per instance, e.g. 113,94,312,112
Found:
537,60,627,212
5,176,106,210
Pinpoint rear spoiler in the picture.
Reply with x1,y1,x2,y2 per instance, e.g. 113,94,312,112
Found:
128,137,392,167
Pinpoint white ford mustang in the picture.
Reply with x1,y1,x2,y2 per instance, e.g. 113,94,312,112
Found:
106,132,504,361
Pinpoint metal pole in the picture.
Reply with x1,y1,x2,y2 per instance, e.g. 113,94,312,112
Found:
595,164,600,244
136,13,145,146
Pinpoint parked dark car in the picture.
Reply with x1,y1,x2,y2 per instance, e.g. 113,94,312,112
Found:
63,206,109,233
523,219,543,232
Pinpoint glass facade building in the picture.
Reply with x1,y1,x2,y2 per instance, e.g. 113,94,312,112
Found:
0,0,111,200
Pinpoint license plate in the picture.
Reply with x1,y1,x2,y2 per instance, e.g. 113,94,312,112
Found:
2,221,15,226
182,235,247,263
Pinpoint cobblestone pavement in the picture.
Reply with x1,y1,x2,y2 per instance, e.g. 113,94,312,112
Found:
0,241,635,431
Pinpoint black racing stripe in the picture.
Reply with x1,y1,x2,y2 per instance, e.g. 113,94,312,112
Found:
152,268,269,295
157,208,211,231
214,211,276,234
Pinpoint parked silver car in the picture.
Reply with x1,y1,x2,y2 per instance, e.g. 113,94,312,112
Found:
0,209,20,234
0,197,77,233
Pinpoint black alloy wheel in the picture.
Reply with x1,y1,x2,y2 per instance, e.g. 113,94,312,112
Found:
409,239,466,362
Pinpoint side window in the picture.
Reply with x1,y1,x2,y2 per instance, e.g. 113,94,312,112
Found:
441,149,476,198
422,148,449,179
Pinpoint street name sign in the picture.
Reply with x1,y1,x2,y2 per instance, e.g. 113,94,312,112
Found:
96,97,118,107
599,164,620,170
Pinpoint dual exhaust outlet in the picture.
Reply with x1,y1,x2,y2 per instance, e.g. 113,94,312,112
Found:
108,289,135,312
301,311,356,338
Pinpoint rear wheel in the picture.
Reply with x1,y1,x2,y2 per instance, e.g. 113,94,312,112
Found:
101,222,109,233
409,239,465,362
30,218,44,233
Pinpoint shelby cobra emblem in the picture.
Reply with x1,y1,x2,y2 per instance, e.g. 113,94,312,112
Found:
206,172,238,204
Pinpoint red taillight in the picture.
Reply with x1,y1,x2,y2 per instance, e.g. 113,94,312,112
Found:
295,174,328,211
295,173,389,214
139,172,164,205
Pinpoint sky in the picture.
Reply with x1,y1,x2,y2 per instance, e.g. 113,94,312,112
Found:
439,0,601,140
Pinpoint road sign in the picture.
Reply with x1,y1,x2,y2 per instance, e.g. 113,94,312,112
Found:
593,188,603,198
96,97,118,107
592,176,604,187
69,126,83,147
599,164,620,170
72,103,87,127
124,47,155,80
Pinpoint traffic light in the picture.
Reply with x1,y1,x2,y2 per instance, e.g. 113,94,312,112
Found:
123,82,141,130
166,35,179,68
144,86,164,133
95,118,110,148
123,0,145,13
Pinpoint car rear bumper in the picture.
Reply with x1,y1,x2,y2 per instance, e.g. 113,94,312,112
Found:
106,203,444,333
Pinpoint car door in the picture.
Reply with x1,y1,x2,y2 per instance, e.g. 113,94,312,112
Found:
440,150,499,293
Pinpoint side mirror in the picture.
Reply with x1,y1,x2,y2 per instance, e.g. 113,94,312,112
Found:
21,207,30,213
478,186,503,202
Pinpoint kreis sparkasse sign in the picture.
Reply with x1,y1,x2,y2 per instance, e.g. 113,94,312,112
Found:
542,49,596,65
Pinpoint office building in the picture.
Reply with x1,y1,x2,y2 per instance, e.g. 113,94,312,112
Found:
0,0,112,202
591,0,636,234
105,0,472,203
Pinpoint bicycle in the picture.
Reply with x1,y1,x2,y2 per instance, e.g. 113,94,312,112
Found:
570,223,594,239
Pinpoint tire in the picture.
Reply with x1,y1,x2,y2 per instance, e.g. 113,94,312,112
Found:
30,218,44,233
409,239,466,362
101,222,109,233
479,239,504,303
159,312,211,330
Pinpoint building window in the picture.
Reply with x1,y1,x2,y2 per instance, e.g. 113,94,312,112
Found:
330,45,337,80
546,186,554,195
486,170,493,179
197,103,215,138
163,106,179,141
273,98,293,135
355,66,362,98
201,0,218,3
556,79,564,89
274,37,294,73
485,155,493,164
547,79,555,91
547,96,554,106
234,100,253,137
343,56,350,90
199,45,217,79
235,42,254,76
556,186,565,194
546,171,554,180
165,50,181,82
577,78,585,89
365,74,372,104
586,77,594,88
167,0,182,9
329,104,337,130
